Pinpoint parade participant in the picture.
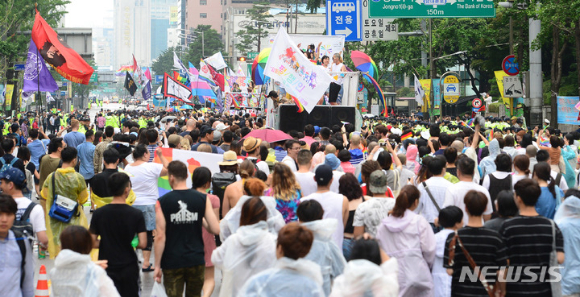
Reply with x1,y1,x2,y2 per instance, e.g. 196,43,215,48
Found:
265,163,302,223
89,172,147,297
328,53,346,105
90,148,136,208
416,156,452,232
125,145,168,272
483,190,518,231
302,165,349,249
295,150,317,197
222,158,254,217
299,200,346,295
63,119,85,149
154,161,220,297
41,147,89,259
431,206,463,297
94,126,114,174
239,223,324,297
532,162,564,219
338,173,364,259
353,170,396,238
554,193,580,296
212,191,277,297
376,185,436,297
1,138,26,174
50,226,120,296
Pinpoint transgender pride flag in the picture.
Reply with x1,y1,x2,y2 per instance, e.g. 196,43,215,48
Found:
189,62,216,104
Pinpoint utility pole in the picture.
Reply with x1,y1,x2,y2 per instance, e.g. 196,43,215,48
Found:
529,3,542,127
429,19,435,119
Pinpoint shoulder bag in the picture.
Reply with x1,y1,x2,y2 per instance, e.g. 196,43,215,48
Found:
48,172,80,223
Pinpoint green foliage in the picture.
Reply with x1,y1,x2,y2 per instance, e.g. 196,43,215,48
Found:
306,0,323,13
396,87,414,97
72,60,97,99
152,47,177,77
186,25,224,63
235,2,273,54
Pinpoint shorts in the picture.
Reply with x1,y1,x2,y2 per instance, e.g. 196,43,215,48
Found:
133,204,156,231
163,265,205,297
85,177,93,187
106,264,140,297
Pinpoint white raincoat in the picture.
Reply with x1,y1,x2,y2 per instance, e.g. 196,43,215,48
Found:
554,196,580,295
303,219,347,295
220,195,285,241
329,258,399,297
480,139,500,177
240,257,325,297
49,249,120,297
211,220,277,297
376,210,436,297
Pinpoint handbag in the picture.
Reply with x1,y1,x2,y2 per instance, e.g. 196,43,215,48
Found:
48,172,79,223
549,220,562,297
447,231,496,297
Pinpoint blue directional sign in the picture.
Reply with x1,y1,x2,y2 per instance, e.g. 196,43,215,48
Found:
326,0,362,42
155,75,164,84
14,64,25,71
60,91,66,96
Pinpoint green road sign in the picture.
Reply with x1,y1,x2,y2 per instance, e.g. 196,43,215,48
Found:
247,52,259,60
368,0,495,18
90,72,98,83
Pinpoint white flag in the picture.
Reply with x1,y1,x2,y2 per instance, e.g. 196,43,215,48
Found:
414,74,425,106
264,29,333,113
173,52,190,81
204,52,228,70
46,92,55,102
164,74,192,103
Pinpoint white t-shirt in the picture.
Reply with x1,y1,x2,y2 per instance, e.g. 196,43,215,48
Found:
443,181,493,225
281,156,297,172
302,191,345,248
256,161,270,175
125,162,163,206
353,198,396,237
14,197,46,234
294,171,317,197
330,171,344,193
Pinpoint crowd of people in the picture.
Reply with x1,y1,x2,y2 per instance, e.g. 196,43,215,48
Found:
0,106,579,297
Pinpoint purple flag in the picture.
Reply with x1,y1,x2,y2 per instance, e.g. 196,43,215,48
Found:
23,38,58,92
142,81,152,100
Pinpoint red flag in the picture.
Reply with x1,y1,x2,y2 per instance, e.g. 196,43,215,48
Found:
31,10,94,85
206,62,225,91
147,104,150,111
132,55,139,72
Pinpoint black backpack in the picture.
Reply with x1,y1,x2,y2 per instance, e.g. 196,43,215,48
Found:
12,202,37,242
211,172,237,219
10,229,27,288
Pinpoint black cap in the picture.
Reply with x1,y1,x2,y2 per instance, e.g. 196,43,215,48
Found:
315,164,333,185
266,91,278,99
200,125,214,136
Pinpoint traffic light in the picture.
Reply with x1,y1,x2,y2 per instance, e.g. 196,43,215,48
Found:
237,57,246,62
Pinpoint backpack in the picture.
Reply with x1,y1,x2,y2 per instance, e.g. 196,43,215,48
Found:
12,202,37,242
211,172,237,219
0,157,18,174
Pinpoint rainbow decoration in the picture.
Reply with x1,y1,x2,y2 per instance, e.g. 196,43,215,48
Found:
229,93,241,109
116,65,133,76
362,73,387,117
351,51,379,82
291,95,305,113
187,62,217,104
251,48,271,85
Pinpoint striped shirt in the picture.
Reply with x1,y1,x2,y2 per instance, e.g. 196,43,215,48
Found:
147,144,157,162
499,216,564,297
444,227,508,297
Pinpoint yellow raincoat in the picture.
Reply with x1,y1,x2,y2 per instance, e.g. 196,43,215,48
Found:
41,167,89,259
91,190,137,208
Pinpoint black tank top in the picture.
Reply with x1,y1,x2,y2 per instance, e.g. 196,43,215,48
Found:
488,173,512,213
158,189,206,269
344,196,365,234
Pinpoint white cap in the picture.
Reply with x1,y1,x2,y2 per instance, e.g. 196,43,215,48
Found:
420,131,431,140
390,128,402,136
544,119,550,124
216,123,229,131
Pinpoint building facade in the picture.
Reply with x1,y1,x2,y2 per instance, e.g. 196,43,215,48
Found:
114,0,151,68
186,0,222,32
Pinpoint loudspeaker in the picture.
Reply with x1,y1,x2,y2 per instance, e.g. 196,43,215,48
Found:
277,104,356,132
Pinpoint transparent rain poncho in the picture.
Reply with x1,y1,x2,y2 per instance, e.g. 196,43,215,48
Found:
239,257,325,297
554,196,580,295
50,249,120,297
211,220,277,297
480,139,500,177
220,195,285,241
302,219,347,296
329,258,399,297
41,168,89,259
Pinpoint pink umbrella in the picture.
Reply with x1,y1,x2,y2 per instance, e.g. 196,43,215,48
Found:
241,129,293,143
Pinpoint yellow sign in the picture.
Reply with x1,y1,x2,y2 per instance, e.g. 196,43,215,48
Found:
443,75,459,104
5,84,14,106
170,7,178,25
419,79,431,108
494,70,510,105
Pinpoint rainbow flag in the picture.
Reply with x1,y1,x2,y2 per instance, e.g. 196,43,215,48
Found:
229,93,241,109
291,95,305,113
467,118,474,126
363,73,387,117
488,130,494,142
116,65,133,76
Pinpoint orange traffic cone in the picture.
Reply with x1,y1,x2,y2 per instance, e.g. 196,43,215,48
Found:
35,264,49,297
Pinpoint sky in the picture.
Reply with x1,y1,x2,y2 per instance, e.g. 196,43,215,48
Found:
64,0,114,28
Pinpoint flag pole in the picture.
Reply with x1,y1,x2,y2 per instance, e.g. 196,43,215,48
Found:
35,3,42,114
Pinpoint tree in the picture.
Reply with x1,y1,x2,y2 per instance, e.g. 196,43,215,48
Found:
235,2,273,55
186,25,224,64
306,0,323,13
72,60,97,103
152,47,177,77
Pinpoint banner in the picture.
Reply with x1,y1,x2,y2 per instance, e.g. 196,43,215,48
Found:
264,29,334,113
124,72,137,96
432,78,441,109
5,84,14,106
153,148,223,196
557,96,580,125
268,34,345,59
163,72,192,103
419,79,431,108
494,70,510,105
204,52,228,70
23,39,58,92
413,74,424,106
31,10,94,84
142,81,152,100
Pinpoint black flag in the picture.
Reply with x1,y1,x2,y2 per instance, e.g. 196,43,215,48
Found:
124,72,137,96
